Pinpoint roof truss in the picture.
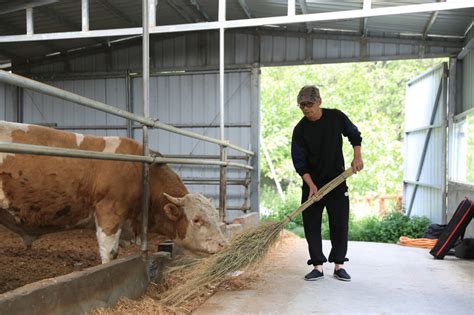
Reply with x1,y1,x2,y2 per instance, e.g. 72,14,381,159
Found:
0,0,472,43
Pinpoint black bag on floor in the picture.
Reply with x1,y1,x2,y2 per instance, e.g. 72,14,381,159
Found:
423,224,447,239
454,238,474,259
430,198,474,259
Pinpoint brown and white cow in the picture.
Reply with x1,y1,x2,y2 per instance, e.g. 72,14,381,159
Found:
0,121,227,263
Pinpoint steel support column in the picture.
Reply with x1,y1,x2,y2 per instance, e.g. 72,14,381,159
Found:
81,0,89,32
249,65,260,216
140,0,151,259
218,0,227,222
26,7,34,35
126,70,133,138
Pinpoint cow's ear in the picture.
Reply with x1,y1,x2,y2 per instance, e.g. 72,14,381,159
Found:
163,203,183,221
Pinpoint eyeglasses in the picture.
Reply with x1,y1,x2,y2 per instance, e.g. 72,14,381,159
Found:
298,102,314,109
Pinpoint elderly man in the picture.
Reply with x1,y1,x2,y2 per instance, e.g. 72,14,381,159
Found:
291,85,363,282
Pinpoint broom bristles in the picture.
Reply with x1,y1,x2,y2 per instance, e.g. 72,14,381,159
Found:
159,221,286,306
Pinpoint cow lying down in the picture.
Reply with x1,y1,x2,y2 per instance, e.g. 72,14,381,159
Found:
0,121,228,263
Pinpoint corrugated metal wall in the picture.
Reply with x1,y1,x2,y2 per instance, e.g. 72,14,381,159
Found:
132,71,255,221
26,31,461,74
22,78,129,137
403,64,447,223
0,82,17,121
258,34,450,65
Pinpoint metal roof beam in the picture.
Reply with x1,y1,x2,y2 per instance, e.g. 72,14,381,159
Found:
94,0,138,27
238,0,253,19
423,11,439,39
190,0,210,22
423,0,444,40
166,0,199,23
457,37,474,59
298,0,312,33
0,0,59,15
36,6,105,45
360,0,371,37
0,20,64,54
166,0,209,23
1,0,473,42
37,6,80,31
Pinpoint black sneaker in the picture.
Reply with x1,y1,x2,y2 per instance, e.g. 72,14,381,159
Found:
304,269,324,281
333,268,351,281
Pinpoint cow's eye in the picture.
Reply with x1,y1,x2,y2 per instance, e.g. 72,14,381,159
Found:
193,218,203,225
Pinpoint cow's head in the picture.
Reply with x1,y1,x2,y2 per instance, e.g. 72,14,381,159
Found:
159,192,228,254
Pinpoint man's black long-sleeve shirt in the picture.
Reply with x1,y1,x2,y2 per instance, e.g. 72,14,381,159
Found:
291,108,362,187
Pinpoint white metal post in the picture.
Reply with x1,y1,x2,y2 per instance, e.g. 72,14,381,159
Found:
26,7,34,35
82,0,89,32
218,0,227,222
141,0,150,258
288,0,295,16
148,0,156,27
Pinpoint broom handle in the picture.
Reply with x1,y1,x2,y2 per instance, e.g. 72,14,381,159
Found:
284,168,355,224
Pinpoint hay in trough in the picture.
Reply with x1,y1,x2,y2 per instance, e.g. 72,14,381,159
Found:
159,168,354,307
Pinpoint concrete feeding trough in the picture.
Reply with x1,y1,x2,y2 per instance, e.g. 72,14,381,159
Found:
0,252,171,315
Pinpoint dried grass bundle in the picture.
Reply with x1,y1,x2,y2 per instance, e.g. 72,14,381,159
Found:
159,168,354,307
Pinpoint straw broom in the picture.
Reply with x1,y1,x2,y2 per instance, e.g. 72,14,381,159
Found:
160,168,355,307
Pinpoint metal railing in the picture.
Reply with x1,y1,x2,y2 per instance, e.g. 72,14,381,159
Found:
0,142,253,170
0,70,254,157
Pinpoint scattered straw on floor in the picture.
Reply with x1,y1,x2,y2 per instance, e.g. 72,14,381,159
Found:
158,220,286,307
91,229,299,315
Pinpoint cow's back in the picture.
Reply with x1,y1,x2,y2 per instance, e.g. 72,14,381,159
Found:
0,121,143,236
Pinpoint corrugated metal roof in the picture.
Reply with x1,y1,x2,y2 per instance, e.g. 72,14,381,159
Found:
0,0,472,63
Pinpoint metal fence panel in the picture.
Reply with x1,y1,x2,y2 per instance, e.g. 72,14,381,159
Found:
403,64,447,222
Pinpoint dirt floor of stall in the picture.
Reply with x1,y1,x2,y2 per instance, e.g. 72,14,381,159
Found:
0,224,162,294
194,232,474,315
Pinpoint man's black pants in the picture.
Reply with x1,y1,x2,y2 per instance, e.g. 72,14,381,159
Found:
301,184,349,266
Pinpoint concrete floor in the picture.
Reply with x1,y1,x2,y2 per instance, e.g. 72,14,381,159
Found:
194,238,474,314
